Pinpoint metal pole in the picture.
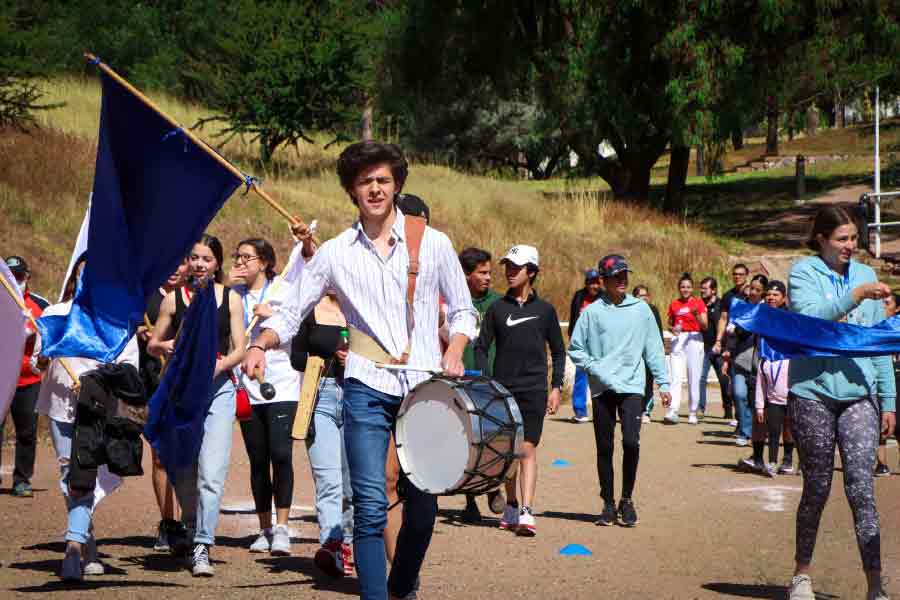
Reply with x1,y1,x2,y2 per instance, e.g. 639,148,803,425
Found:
875,86,881,258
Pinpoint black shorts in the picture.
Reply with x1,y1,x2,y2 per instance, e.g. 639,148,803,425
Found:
512,390,548,445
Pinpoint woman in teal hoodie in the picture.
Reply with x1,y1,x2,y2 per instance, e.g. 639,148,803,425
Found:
786,206,896,600
569,255,670,528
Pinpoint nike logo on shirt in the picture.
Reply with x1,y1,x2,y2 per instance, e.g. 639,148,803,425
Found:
506,315,539,327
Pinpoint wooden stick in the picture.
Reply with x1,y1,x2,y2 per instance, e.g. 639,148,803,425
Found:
143,313,167,368
0,275,80,389
83,52,314,232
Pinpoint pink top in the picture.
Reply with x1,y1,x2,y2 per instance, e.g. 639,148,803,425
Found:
755,358,790,409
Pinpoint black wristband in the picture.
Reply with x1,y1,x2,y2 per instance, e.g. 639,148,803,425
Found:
248,345,266,353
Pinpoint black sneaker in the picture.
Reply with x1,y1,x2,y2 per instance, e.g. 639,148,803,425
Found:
617,498,639,527
723,406,733,420
167,522,191,557
594,501,617,526
460,498,482,524
875,462,891,477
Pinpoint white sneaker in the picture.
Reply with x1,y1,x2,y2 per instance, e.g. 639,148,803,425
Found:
571,415,591,423
788,574,815,600
191,543,215,577
60,547,82,582
641,414,651,424
735,437,749,447
687,413,698,425
82,536,104,575
270,524,291,556
249,529,272,553
516,506,536,537
499,504,519,530
728,419,738,428
663,411,679,424
868,578,891,600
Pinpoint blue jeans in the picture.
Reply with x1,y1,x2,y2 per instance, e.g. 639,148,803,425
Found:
572,367,589,418
173,375,236,546
732,370,753,440
699,351,730,414
306,378,353,545
343,379,437,600
49,419,121,544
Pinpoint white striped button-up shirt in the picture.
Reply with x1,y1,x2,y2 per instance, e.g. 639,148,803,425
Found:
265,215,477,397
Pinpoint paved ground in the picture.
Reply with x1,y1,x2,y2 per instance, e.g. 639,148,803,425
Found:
1,397,899,600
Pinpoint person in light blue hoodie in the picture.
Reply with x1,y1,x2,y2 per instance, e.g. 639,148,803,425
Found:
786,206,896,600
569,255,670,528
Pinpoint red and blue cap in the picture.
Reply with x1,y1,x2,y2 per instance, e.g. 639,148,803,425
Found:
598,254,631,278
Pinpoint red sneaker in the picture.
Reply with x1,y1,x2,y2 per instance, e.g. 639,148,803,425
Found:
341,543,354,577
314,541,345,578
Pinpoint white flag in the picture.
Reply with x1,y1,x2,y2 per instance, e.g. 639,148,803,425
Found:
0,261,27,423
59,195,91,301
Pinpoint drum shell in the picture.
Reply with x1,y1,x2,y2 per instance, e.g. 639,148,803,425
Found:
396,376,523,495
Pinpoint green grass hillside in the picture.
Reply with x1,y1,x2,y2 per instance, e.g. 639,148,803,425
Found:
1,75,757,316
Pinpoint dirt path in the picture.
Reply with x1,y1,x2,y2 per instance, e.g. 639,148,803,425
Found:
1,398,898,599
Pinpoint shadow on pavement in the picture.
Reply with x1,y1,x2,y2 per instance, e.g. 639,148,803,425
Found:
702,430,738,438
10,558,127,576
691,463,741,471
117,552,186,573
697,440,742,447
436,508,500,529
538,510,596,524
12,579,186,593
702,582,837,599
238,556,358,595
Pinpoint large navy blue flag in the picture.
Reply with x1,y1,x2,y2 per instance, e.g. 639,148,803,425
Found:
143,280,218,481
730,299,900,360
37,69,241,361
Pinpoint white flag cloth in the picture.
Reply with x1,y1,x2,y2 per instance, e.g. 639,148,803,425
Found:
0,261,27,423
59,195,91,301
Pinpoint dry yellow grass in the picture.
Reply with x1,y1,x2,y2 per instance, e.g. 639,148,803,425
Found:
6,77,732,318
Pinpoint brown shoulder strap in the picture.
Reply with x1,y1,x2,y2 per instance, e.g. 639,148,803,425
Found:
401,215,428,363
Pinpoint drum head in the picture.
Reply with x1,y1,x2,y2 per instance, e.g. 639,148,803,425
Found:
396,379,470,494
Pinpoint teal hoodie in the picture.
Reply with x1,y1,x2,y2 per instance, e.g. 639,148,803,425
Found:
788,256,896,411
568,293,669,396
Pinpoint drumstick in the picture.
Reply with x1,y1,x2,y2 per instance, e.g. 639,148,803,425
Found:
375,363,482,376
0,274,81,390
255,365,277,400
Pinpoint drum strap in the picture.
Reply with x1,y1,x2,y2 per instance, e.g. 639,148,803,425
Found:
346,215,427,366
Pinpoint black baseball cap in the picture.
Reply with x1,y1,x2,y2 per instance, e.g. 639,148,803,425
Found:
598,254,631,278
5,256,27,275
767,280,787,295
396,193,430,223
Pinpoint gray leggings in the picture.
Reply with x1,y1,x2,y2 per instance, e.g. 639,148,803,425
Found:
791,394,881,570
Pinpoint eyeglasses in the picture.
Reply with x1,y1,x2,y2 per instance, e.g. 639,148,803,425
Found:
231,253,260,264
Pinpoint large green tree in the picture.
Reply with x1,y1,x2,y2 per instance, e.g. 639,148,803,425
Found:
185,0,372,165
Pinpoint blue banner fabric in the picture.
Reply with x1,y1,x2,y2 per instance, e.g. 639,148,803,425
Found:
37,70,241,362
143,281,218,481
729,299,900,360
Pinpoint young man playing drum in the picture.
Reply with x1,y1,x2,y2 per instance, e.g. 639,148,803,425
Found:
474,244,565,536
568,255,671,527
242,141,476,600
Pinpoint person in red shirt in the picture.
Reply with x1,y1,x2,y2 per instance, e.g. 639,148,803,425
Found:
1,256,49,497
664,272,708,425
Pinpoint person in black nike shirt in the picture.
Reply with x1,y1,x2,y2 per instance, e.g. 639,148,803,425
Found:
474,244,565,537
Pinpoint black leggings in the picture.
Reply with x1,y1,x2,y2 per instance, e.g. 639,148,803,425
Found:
0,382,39,486
239,401,297,513
766,403,787,464
593,391,643,503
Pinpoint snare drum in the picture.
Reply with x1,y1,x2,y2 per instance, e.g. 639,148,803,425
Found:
395,376,523,495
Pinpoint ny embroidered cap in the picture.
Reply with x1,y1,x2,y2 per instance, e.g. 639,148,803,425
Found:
500,244,539,268
584,268,601,282
5,255,28,275
598,254,631,278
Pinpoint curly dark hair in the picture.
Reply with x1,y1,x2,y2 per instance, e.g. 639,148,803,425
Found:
336,141,408,204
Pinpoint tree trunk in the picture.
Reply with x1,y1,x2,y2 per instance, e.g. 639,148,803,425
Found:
731,127,744,150
835,88,845,128
664,145,690,213
766,95,779,155
805,105,819,137
361,102,374,141
695,145,704,177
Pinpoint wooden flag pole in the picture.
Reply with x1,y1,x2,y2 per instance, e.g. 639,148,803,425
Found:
0,275,80,389
83,52,318,239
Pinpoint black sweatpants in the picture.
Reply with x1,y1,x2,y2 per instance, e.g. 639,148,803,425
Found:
593,391,643,504
239,401,297,513
0,382,40,486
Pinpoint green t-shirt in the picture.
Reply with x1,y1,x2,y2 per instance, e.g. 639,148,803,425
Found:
463,289,502,373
